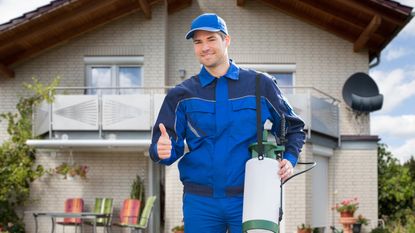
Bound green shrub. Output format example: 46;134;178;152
0;78;60;233
370;227;390;233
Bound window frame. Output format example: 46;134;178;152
84;56;144;95
238;64;296;91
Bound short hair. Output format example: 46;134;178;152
191;31;228;41
217;31;227;40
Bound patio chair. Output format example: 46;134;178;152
119;199;141;224
56;198;84;233
84;197;114;233
113;196;157;233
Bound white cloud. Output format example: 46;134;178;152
0;0;52;24
370;69;415;113
397;0;415;6
390;138;415;163
384;47;411;61
371;115;415;139
372;114;415;163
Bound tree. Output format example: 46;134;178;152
403;156;415;211
378;143;415;222
403;156;415;183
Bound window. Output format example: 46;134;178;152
84;56;143;94
238;64;295;94
269;73;294;94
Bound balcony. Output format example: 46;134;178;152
27;86;339;150
280;87;340;139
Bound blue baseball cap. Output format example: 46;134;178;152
185;13;228;39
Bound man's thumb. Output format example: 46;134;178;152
159;123;169;137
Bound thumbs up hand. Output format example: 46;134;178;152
157;123;172;159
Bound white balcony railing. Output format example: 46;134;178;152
32;86;339;141
33;87;166;139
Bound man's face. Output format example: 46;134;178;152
192;30;230;69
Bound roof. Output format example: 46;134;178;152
0;0;413;78
248;0;413;58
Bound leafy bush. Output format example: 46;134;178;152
356;214;369;226
370;227;390;233
377;143;415;233
378;144;415;221
0;78;60;233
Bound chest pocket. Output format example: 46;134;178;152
231;97;258;136
185;102;215;138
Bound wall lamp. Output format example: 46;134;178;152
179;69;186;79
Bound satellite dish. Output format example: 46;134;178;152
342;72;383;112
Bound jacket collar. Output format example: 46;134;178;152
198;60;240;87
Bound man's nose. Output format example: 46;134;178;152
202;43;210;52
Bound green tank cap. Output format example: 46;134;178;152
248;130;285;159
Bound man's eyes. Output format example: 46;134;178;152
193;38;216;44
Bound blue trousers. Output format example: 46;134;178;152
183;193;243;233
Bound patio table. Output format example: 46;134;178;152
30;211;110;233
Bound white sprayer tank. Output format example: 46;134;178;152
242;157;281;233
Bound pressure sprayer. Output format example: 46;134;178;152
242;74;316;233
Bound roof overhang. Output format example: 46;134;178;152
0;0;191;78
244;0;413;62
0;0;413;79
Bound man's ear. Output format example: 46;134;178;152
225;35;231;47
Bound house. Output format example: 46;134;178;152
0;0;412;232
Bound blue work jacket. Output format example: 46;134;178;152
149;61;305;198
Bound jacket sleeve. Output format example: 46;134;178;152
263;74;306;167
149;87;186;166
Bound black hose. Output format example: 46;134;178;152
282;161;317;185
278;160;317;226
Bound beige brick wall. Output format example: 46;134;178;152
283;144;312;233
331;148;378;232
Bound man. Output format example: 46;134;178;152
149;13;305;233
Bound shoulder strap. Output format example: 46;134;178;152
255;73;264;160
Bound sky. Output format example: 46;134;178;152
0;0;414;163
369;0;415;163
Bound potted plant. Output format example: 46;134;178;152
297;224;312;233
129;175;145;221
353;214;368;233
171;224;184;233
54;163;88;180
333;197;359;217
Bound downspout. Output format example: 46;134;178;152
332;152;337;230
